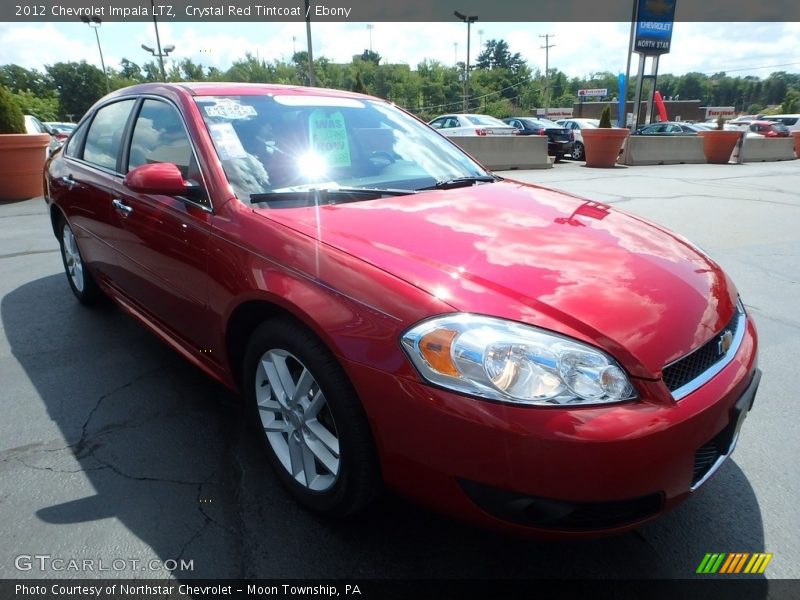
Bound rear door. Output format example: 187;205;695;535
49;99;137;282
108;97;215;352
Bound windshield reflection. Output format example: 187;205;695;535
195;94;489;204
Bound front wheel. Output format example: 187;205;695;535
243;318;381;516
58;218;104;305
571;142;585;161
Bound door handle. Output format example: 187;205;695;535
112;198;133;217
61;175;77;189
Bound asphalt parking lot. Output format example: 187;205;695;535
1;159;798;581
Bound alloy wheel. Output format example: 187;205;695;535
255;349;340;491
62;223;84;292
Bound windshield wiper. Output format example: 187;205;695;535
417;175;500;191
250;186;417;204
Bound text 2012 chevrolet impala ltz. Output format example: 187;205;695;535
44;83;760;535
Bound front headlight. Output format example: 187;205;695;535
401;314;637;407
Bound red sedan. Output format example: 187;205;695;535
44;83;759;535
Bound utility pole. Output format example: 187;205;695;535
540;33;555;112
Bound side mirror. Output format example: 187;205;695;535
123;162;191;196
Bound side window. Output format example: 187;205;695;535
83;100;136;170
430;118;444;129
128;99;207;203
64;120;89;158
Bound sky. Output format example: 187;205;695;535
1;21;799;81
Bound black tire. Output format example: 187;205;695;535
572;141;585;161
555;154;564;163
243;318;381;516
58;217;105;305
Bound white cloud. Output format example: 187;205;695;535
1;21;797;81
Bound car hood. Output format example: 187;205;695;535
256;181;738;378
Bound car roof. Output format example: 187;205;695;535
109;81;376;101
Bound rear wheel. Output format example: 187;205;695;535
572;142;585;161
58;218;104;305
243;318;381;516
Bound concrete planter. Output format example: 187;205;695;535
739;137;796;162
621;136;706;166
698;130;742;164
0;133;51;200
581;128;629;168
450;136;552;170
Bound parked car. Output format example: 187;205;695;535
45;121;77;144
502;117;574;162
555;118;600;160
428;113;518;136
24;114;59;156
759;114;800;133
633;122;705;135
45;83;760;535
747;120;790;138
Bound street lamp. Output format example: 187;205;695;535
80;16;109;93
454;11;478;113
366;24;374;53
141;43;175;82
144;0;172;81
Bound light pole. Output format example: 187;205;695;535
141;43;175;82
454;11;478;113
366;24;374;53
304;0;316;86
81;16;109;93
146;0;171;81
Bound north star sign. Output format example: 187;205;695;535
634;0;676;55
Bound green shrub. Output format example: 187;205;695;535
598;106;612;128
0;85;25;134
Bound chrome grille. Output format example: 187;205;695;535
663;306;744;399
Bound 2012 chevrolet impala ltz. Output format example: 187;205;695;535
44;83;760;535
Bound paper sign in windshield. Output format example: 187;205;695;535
204;99;258;119
208;122;248;160
309;109;351;168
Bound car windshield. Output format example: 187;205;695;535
196;95;492;205
465;115;507;126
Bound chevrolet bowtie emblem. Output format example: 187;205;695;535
718;330;734;356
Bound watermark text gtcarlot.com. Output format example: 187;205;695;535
14;554;194;573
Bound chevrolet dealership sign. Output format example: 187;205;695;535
634;0;676;55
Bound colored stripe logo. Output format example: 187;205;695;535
696;553;773;574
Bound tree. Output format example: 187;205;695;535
781;90;799;114
119;59;144;81
179;59;207;81
226;53;272;82
10;89;59;121
0;64;51;96
476;39;524;73
359;50;381;65
46;61;107;120
675;72;708;101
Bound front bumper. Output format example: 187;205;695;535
344;315;759;535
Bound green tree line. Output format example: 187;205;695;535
2;39;798;123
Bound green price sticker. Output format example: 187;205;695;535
309;109;351;168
